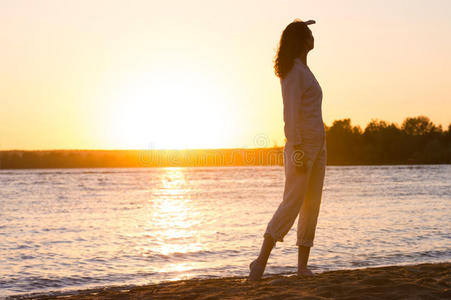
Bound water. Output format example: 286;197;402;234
1;165;450;297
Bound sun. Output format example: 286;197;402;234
104;69;235;149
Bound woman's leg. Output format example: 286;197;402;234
263;144;314;244
296;145;326;274
249;144;315;281
298;245;312;273
248;235;275;281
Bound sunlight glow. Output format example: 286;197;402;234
104;70;234;149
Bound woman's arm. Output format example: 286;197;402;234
282;69;305;146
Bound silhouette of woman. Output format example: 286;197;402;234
248;19;327;281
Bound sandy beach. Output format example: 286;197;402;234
12;262;449;299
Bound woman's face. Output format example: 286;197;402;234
304;29;314;51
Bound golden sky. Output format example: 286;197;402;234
1;0;450;150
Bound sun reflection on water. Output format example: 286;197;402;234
147;167;202;273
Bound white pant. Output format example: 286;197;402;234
264;135;327;247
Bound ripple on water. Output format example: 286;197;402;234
1;165;450;297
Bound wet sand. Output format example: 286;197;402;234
14;262;450;299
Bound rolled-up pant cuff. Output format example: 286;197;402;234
263;232;283;246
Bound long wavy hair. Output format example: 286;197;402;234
274;20;311;79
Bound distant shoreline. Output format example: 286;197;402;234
0;148;450;169
9;262;450;299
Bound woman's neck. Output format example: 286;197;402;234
298;52;308;67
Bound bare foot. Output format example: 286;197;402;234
297;267;314;277
248;259;265;281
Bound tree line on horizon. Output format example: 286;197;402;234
0;115;450;169
323;115;450;165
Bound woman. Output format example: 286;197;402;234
248;19;327;281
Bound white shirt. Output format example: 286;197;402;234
280;58;325;146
